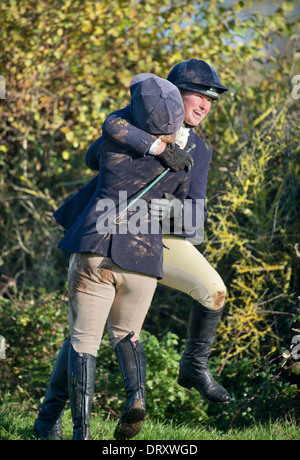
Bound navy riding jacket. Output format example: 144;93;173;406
54;138;189;279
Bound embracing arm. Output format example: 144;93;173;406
86;105;168;171
88;105;193;172
102;105;159;156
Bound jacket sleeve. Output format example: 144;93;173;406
102;105;157;156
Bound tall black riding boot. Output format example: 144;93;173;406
114;332;146;440
68;343;96;440
34;335;70;440
178;301;231;404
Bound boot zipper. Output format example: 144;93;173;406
130;339;141;398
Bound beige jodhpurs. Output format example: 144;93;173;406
160;235;226;310
68;253;157;356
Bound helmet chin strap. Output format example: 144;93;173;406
184;121;198;129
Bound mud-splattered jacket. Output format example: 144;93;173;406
54;137;189;279
100;105;212;238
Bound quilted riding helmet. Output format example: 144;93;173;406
130;73;185;135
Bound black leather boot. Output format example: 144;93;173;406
178;302;231;404
34;336;70;439
68;344;96;440
114;332;146;440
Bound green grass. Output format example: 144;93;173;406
1;408;299;441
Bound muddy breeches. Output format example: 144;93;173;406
160;236;226;310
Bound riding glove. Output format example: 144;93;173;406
149;193;183;221
159;143;194;172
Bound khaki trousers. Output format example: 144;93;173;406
68;253;157;356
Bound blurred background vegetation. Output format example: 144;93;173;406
0;0;299;430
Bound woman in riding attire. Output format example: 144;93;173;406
34;74;192;441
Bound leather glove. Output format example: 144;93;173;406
158;143;194;172
149;193;183;221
